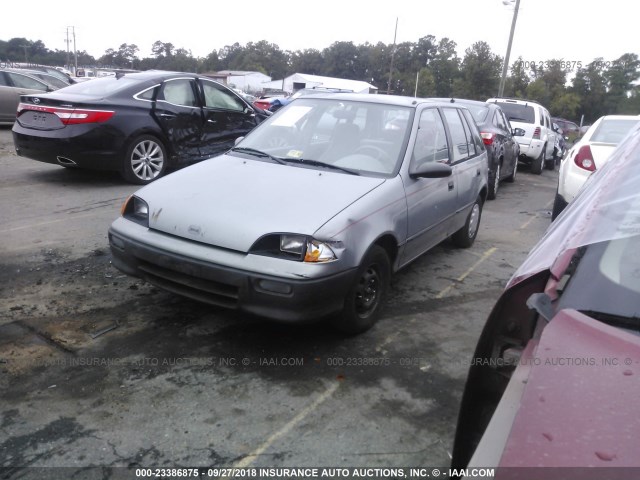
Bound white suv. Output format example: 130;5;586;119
487;98;556;174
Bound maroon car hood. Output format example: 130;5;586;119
499;309;640;468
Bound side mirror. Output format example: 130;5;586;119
409;161;452;179
234;136;244;146
513;128;526;137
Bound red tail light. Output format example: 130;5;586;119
480;132;495;146
533;127;541;139
17;103;114;125
573;145;596;171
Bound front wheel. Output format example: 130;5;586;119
451;195;483;248
121;135;167;184
551;190;568;221
333;245;390;334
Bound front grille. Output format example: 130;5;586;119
137;259;240;309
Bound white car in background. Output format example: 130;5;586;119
487;98;556;174
552;114;640;219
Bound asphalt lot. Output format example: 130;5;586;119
0;124;559;476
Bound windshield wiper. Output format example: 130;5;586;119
580;310;640;332
282;158;360;176
230;147;286;165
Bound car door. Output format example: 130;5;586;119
401;107;457;265
0;72;49;123
442;107;486;231
198;79;259;158
153;78;204;163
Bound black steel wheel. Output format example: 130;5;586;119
334;245;390;334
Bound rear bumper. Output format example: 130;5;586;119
517;140;544;162
12;123;125;171
108;226;357;323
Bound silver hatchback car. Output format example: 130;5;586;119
109;94;488;333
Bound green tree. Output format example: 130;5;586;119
455;41;501;100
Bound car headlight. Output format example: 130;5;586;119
252;234;338;262
121;195;149;227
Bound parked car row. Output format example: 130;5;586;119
0;69;60;124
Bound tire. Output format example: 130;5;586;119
451;195;483;248
333;245;390;335
505;159;517;183
487;162;501;200
551;190;568;221
545;150;556;170
531;148;544;175
121;135;167;184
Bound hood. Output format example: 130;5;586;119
498;309;640;468
137;154;385;252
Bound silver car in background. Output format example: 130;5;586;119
109;94;488;333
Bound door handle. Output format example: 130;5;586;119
157;113;176;119
448;181;454;191
476;169;481;176
207;119;217;124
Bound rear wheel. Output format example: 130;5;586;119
121;135;167;184
551;190;568;221
487;162;501;200
333;245;390;335
545;149;556;170
531;148;544;174
505;158;517;183
451;195;483;248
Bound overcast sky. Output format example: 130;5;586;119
3;0;637;69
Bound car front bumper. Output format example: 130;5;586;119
108;221;357;323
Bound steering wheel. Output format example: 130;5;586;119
354;145;392;163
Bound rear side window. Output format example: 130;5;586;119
462;109;485;153
590;119;640;144
443;108;480;162
496;102;535;124
159;79;197;107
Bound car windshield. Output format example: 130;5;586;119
557;234;640;330
234;97;413;177
497;103;535;124
590;118;640;144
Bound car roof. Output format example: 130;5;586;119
427;97;490;107
307;93;471;109
487;97;545;107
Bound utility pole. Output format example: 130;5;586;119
65;27;70;69
498;0;521;98
386;17;398;95
72;26;78;72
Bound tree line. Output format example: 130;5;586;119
2;36;638;124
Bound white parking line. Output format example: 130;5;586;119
225;381;340;472
2;212;97;233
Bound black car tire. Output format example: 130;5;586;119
551;190;568;221
334;245;390;335
487;162;501;200
531;148;544;174
545;149;556;170
121;135;167;185
505;159;517;183
451;195;483;248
